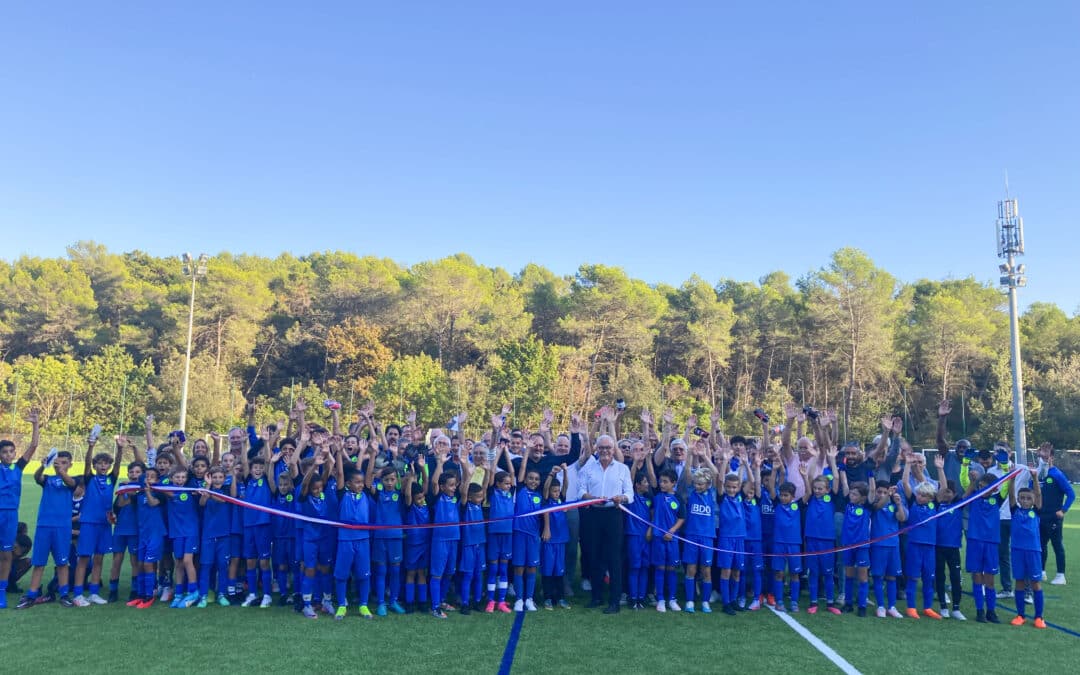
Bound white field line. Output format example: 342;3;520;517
768;606;863;675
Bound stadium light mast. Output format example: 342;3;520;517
179;253;209;433
995;192;1027;464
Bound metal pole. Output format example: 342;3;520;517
288;377;295;413
10;376;18;437
65;378;74;451
901;385;909;438
1006;250;1027;464
179;268;197;432
960;391;967;437
119;376;128;436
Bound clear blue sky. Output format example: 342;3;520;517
2;1;1077;312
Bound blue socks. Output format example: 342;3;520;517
301;574;314;604
524;572;536;601
873;577;884;608
418;582;428;603
513;573;524;601
261;569;272;596
336;580;348;606
388;564;401;603
246;569;257;594
773;578;784;605
654;568;665;601
922;576;934;609
199;566;212;596
405;582;415;604
1015;590;1025;617
887;579;897;608
824;572;834;602
973;583;985;611
430;577;442;610
666;570;677;602
374;565;387;605
702;581;712;605
1034;589;1044;618
986;586;997;612
109;578;119;593
844;577;854;604
906;579;917;609
752;571;762;599
357;576;370;607
789;579;800;607
720;576;730;605
808;574;818;605
684;577;696;604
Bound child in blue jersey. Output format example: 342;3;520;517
240;436;278;609
271;470;297;606
717;465;748;617
198;466;234;607
461;475;489;614
934;476;965;620
541;464;569;610
151;450;176;603
741;455;765;611
1009;479;1047;628
758;460;778;606
221;452;246;603
429;447;466;618
805;448;841;616
165;466;201;608
901;458;947;620
962;466;1008;623
403;472;429;613
16;450;78;609
650;468;686;612
838;469;874;617
682;459;718;615
485;445;516;613
771;470;810;613
366;459;407;616
298;450;334;619
512;458;544;613
109;458;144;603
132;467;166;608
870;482;906;618
625;463;655;610
332;447;374;620
0;409;40;608
73;434;121;606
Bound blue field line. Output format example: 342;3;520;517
497;610;527;675
996;604;1080;638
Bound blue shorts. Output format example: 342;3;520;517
805;537;834;575
650;538;680;567
771;542;802;574
870;547;901;577
31;525;71;566
372;538;403;565
302;538;334;568
200;536;230;567
171;536;199;556
965;540;999;575
715;536;744;571
626;535;649;569
682;535;715;567
842;544;870;568
405;543;429;571
461;543;487;576
229;533;244;559
486;533;512;562
745;539;764;571
272;537;295;568
112;532;138;555
541;542;565;577
513;532;541;568
1012;549;1042;582
1;510;18;551
77;522;113;556
244;524;272;559
137;535;164;564
333;539;371;580
430;539;458;577
904;541;936;580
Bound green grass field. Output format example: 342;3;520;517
4;475;1079;674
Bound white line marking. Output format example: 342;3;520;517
769;607;863;675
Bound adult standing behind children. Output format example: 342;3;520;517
1035;442;1074;585
578;434;633;614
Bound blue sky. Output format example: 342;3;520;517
1;2;1077;311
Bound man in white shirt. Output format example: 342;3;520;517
578;434;633;614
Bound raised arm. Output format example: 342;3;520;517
936;400;951;454
19;409;41;463
781;402;796;465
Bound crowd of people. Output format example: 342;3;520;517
0;398;1073;629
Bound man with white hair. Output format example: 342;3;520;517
578;433;633;614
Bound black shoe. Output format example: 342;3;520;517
735;601;749;612
37;593;56;604
986;611;1001;624
107;590;118;603
460;605;471;616
15;595;35;609
857;606;867;617
59;595;74;608
976;610;986;623
602;604;620;614
841;604;854;613
723;602;737;616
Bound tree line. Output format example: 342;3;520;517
1;241;1077;449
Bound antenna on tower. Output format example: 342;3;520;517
1005;170;1010;199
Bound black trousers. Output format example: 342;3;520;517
586;506;623;606
1041;518;1066;574
935;546;962;609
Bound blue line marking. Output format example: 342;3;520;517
498;610;527;675
997;604;1080;638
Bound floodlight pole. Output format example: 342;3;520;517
996;197;1027;464
179;253;209;433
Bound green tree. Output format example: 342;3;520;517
371;354;452;427
325;316;393;398
488;336;560;426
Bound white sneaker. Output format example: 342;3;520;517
668;599;681;612
837;592;845;605
656;601;666;613
709;590;721;603
684;601;695;612
748;599;761;611
737;596;746;609
941;608;951;618
1042;570;1048;580
260;594;272;608
619;593;628;606
887;607;903;618
944;592;951;604
1025;592;1034;604
951;610;967;621
876;606;886;618
524;599;537;612
73;595;90;607
513;599;524;612
241;593;258;607
88;593;108;605
996;589;1014;599
1051;573;1066;585
701;602;712;613
321;598;335;614
271;580;280;594
581;579;592;592
159;587;173;602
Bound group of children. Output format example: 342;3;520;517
0;404;1055;630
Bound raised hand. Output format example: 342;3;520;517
933;454;945;471
26;408;41;426
796;411;806;424
783;402;798;421
662;409;674;424
891;417;902;434
641;409;653;425
492;413;505;429
145;413;154;426
881;415;893;431
294;398;307;413
407;410;417;425
938;400;951;417
798;464;809;477
569;414;582;434
710;407;721;425
631;446;646;463
687;414;698;429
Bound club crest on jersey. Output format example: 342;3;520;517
1047;477;1054;484
533;495;541;505
823;495;831;503
855;507;864;516
669;500;678;510
257;479;264;487
791;504;799;511
989;498;997;506
286;494;294;502
645;499;652;507
391;493;399;502
180;493;189;501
